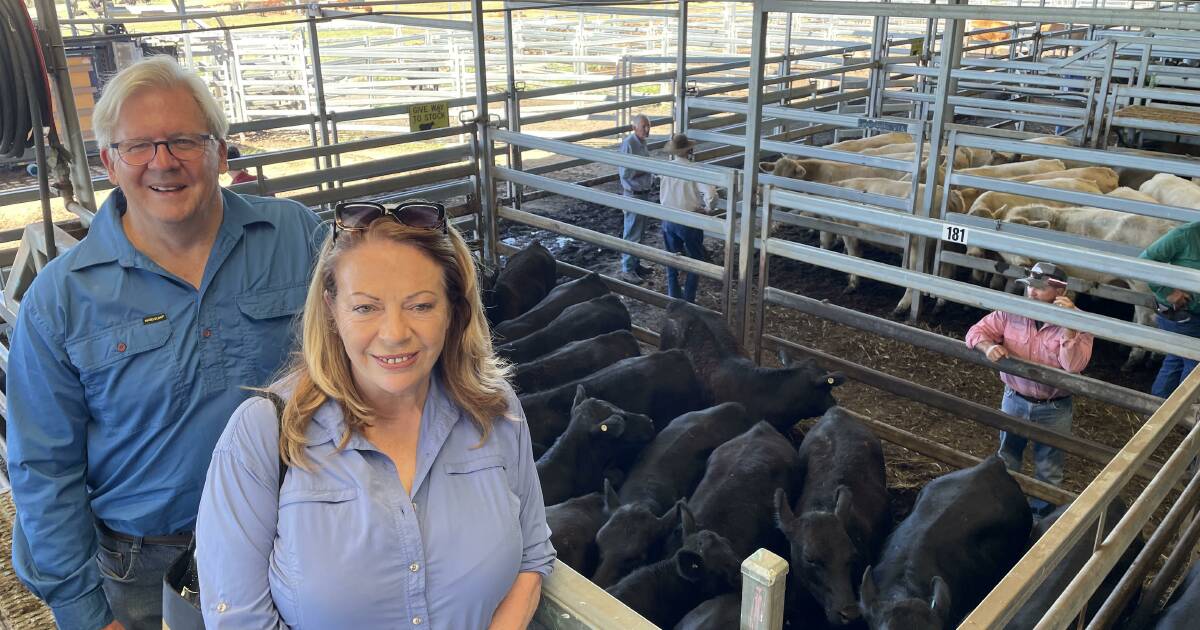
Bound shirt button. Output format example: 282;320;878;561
409;562;419;572
412;617;422;625
202;328;213;338
216;602;227;613
116;342;127;352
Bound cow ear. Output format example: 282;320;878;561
820;372;845;388
777;348;793;366
659;501;682;533
572;385;588;409
773;488;795;530
860;566;878;609
834;486;854;527
759;161;775;173
930;576;952;623
592;414;625;438
678;500;697;537
1030;220;1052;229
603;478;620;512
675;549;705;582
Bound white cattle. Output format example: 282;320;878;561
967;202;1179;370
759;157;907;183
1140;173;1200;209
825;132;913;152
951;159;1069;209
967;178;1103;218
1010;167;1119;193
1106;187;1158;203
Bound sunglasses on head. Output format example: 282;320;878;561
333;200;447;241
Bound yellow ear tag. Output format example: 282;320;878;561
600;425;608;432
827;377;836;385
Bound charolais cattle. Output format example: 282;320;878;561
544;480;619;576
495;293;631;365
776;407;891;627
1005;499;1142;630
690;421;799;559
519;350;706;451
1152;559;1200;630
492;272;610;343
659;300;843;432
606;503;742;629
860;455;1032;630
485;242;556;324
536;386;656;506
593;403;754;586
511;330;641;395
675;593;741;630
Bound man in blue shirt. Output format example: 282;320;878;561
6;56;320;630
616;114;655;285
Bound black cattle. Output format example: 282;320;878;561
691;421;799;559
659;300;843;432
495;294;631;365
860;455;1032;630
1154;559;1200;630
519;350;706;451
606;504;741;629
544;480;619;576
1005;500;1141;630
486;243;556;325
536;386;656;506
675;593;741;630
593;403;754;587
493;272;609;343
776;407;892;626
511;330;641;395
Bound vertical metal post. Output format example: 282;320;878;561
675;0;689;134
1089;40;1116;148
504;2;523;209
910;9;963;321
739;549;790;630
737;0;770;347
867;14;889;119
471;0;498;267
305;10;333;180
63;0;77;37
754;186;773;366
33;0;96;216
179;0;194;69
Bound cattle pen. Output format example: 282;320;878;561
8;0;1200;627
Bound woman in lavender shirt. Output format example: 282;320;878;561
196;202;555;629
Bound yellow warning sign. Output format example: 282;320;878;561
910;40;924;56
409;102;450;131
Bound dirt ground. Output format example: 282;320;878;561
500;161;1176;522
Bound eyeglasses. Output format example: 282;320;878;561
109;134;214;166
333;200;447;241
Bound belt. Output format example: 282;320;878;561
1014;390;1071;405
97;521;192;546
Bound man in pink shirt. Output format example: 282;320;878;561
965;262;1093;513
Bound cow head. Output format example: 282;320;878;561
860;569;952;630
776;350;845;421
760;158;806;180
674;502;742;592
570;385;656;452
776;487;863;626
593;501;681;587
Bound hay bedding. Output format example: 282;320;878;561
1115;104;1200;127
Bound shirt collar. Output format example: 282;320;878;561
69;188;278;272
306;371;463;452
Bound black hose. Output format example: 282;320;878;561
0;0;58;257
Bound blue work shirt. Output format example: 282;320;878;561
7;188;321;630
619;132;654;193
196;375;555;629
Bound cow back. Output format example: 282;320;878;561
486;242;557;324
496;293;631;364
511;330;641;394
493;272;610;343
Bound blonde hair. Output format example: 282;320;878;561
93;55;230;150
277;219;511;468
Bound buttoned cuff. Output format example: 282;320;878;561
51;586;114;630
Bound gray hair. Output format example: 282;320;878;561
93;55;229;149
631;113;650;127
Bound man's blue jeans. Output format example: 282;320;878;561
662;221;705;303
620;189;653;272
999;388;1072;513
1152;314;1200;398
96;527;191;630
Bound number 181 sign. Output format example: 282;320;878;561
942;223;970;245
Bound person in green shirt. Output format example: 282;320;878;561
1141;222;1200;397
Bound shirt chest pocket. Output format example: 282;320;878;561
66;322;174;430
233;283;307;383
444;455;520;528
